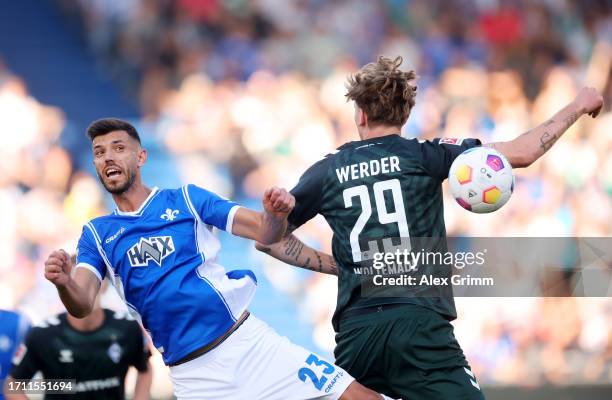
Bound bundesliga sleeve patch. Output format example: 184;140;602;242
12;343;27;365
439;138;464;145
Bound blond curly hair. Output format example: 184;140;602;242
346;56;417;127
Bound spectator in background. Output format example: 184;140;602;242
4;275;152;400
0;310;29;400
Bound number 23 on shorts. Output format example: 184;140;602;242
298;354;336;390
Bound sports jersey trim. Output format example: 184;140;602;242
181;185;237;322
85;222;140;318
226;205;240;234
338;133;399;150
114;187;160;216
85;223;113;274
85;222;114;277
181;185;198;218
75;262;103;281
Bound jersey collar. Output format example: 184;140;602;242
114;187;159;216
338;133;400;150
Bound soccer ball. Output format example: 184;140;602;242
448;147;514;213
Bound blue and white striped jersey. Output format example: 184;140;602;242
75;185;257;365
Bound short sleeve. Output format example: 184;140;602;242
288;158;329;230
75;225;106;281
127;323;151;372
420;138;481;180
9;330;40;380
186;184;240;232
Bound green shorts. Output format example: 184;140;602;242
334;304;485;400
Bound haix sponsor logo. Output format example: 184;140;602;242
127;236;175;267
106;227;125;244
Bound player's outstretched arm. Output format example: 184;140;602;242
486;86;603;168
44;250;100;318
255;234;339;275
232;187;295;245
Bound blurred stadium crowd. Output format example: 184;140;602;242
1;0;611;393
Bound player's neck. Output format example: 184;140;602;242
67;307;105;332
113;182;152;213
359;125;401;140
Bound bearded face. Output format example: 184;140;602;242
92;130;145;195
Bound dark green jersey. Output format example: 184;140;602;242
288;134;481;330
10;309;150;400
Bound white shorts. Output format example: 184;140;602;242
169;314;355;400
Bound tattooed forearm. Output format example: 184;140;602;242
562;112;580;130
301;257;318;272
539;131;558;152
538;112;579;152
315;252;323;273
283;236;304;261
538;112;580;152
303;252;338;275
256;235;338;275
486;96;593;169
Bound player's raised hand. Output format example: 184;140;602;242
263;187;295;218
574;87;604;117
44;249;73;287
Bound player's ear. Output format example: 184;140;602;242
358;107;368;127
353;102;367;128
137;147;147;167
